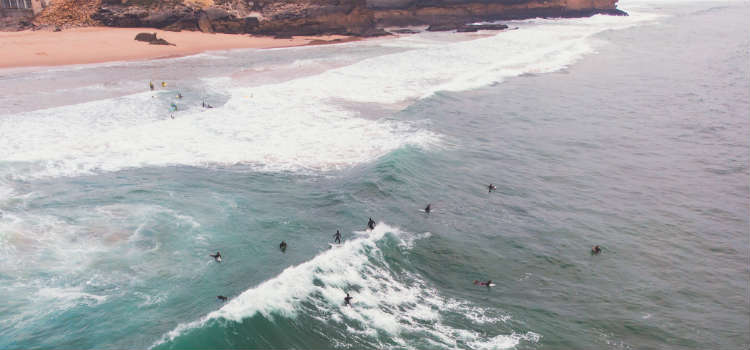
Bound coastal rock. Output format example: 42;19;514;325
34;0;626;37
134;32;175;45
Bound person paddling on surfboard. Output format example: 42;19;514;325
209;251;222;262
473;280;493;287
424;203;431;214
591;245;602;255
217;295;228;301
488;184;497;193
344;292;353;307
333;230;342;244
280;241;287;251
367;217;376;230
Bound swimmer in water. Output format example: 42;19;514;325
209;251;222;262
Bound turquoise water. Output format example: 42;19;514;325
1;1;748;349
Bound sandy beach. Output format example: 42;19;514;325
0;27;356;69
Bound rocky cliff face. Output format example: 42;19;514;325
27;0;624;35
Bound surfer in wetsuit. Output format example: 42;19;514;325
367;217;376;230
488;184;497;193
344;293;353;306
333;230;342;244
591;245;602;255
217;295;228;301
424;203;431;214
210;251;222;262
280;241;288;251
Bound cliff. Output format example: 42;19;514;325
22;0;625;35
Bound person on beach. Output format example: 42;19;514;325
149;81;154;91
177;92;183;99
344;293;353;306
161;81;167;88
333;230;342;244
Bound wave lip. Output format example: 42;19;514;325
154;223;536;349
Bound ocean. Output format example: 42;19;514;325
0;0;748;348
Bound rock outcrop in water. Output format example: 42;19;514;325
23;0;625;35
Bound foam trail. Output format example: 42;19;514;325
153;223;536;349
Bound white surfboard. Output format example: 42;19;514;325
329;243;342;248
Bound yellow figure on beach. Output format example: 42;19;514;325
161;81;167;87
149;81;154;91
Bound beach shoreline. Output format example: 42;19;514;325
0;27;360;69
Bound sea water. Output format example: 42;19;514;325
0;0;748;348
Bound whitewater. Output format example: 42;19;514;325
1;1;748;349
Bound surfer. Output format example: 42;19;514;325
202;99;214;108
473;280;492;287
217;295;228;301
424;203;431;214
209;251;222;262
280;241;287;251
149;81;154;91
177;92;183;99
344;293;353;307
591;245;602;255
333;230;342;244
367;217;376;230
488;184;497;193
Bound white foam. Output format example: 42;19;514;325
153;223;531;349
1;10;662;180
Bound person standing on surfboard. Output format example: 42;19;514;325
333;230;342;244
424;203;431;214
367;218;376;230
344;293;353;306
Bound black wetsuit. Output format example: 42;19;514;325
368;218;376;230
425;204;431;213
334;230;341;244
344;294;353;306
210;252;221;261
280;241;287;250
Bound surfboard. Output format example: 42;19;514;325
216;257;222;262
329;243;342;248
488;283;496;287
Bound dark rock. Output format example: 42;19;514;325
426;23;458;31
389;28;420;34
134;32;157;42
134;32;174;46
456;23;508;32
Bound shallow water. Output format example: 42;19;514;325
0;1;748;349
